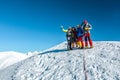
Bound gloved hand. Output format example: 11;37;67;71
60;25;64;29
85;27;91;30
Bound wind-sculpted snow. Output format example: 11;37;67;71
0;50;84;80
0;41;120;80
85;42;120;80
0;51;27;70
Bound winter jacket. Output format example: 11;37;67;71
76;27;84;37
62;28;74;41
72;29;77;39
82;23;92;34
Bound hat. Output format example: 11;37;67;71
77;24;81;28
84;20;88;24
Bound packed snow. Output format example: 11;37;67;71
0;41;120;80
0;51;27;70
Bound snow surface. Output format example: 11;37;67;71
0;51;27;70
27;51;40;57
0;41;120;80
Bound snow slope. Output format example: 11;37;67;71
0;41;120;80
0;51;27;70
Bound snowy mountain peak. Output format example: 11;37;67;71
0;41;120;80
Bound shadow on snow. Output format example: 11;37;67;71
39;47;92;55
40;49;68;54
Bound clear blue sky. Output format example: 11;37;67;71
0;0;120;53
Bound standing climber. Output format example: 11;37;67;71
76;24;84;49
71;27;77;48
81;20;93;48
61;26;73;50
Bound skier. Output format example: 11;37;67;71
76;24;84;49
61;26;73;50
71;27;77;48
81;20;93;48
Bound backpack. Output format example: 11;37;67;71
77;27;84;37
66;29;74;41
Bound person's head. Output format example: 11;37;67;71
72;27;76;31
84;20;88;24
77;24;81;28
68;26;72;30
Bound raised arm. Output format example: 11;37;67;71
61;25;68;32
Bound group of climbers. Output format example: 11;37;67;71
61;20;93;50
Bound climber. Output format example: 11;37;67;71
81;20;93;48
61;26;74;50
76;24;84;49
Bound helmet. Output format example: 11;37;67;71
68;26;72;29
72;27;76;31
84;20;88;24
68;27;71;31
77;24;81;28
72;27;75;29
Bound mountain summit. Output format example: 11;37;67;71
0;41;120;80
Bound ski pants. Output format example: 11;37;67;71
77;36;84;47
67;41;72;50
66;36;72;50
84;32;93;47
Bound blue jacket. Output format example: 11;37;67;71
76;27;84;37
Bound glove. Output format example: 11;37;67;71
85;28;88;30
85;27;90;30
60;26;64;30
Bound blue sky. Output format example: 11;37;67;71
0;0;120;53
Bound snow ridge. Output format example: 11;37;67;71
0;41;120;80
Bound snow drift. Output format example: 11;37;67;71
0;41;120;80
0;51;27;70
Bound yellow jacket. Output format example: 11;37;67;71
62;28;68;33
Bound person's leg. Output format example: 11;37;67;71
67;41;69;50
77;37;82;48
76;37;79;48
79;36;84;48
84;34;88;48
88;33;93;48
71;38;75;48
67;41;72;50
71;42;74;48
75;37;78;47
74;38;77;48
70;40;72;50
75;39;78;48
